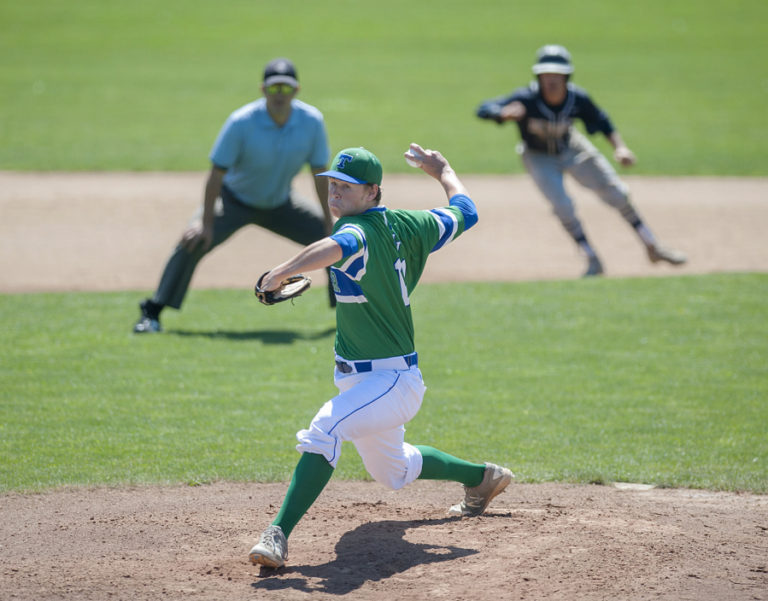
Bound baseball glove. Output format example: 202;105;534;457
254;273;312;306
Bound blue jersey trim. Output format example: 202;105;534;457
330;232;359;258
331;267;367;303
429;208;460;252
449;194;478;230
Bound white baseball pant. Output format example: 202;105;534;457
295;356;426;490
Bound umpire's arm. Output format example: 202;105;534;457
312;166;332;234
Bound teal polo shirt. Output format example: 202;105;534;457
209;98;330;208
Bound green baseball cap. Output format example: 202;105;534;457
317;147;382;185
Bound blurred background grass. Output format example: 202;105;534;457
1;0;766;174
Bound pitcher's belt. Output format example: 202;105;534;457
335;352;418;374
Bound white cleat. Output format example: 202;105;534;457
449;463;514;517
249;525;287;568
647;245;687;266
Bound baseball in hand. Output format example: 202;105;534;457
404;148;423;168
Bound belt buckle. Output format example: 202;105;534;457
335;360;353;374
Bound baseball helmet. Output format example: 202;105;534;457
532;44;574;75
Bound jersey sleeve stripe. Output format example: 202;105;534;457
429;208;460;252
334;224;368;279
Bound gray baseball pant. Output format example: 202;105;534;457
152;186;330;309
519;129;642;242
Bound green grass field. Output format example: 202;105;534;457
1;1;765;496
1;0;767;174
2;274;766;493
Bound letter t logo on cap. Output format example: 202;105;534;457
336;154;353;169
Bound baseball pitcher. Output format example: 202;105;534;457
248;145;513;569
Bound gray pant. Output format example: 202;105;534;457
520;129;641;242
153;186;329;309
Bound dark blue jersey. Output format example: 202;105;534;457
476;81;615;155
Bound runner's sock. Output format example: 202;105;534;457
577;239;599;259
632;221;658;247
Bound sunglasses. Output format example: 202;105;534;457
265;83;296;95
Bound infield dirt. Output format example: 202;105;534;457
1;172;767;601
1;172;766;292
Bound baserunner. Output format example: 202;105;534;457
476;44;687;276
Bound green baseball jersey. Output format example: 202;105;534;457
329;198;471;360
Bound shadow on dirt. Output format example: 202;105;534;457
251;517;477;595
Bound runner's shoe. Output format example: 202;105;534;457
583;256;604;277
647;245;687;265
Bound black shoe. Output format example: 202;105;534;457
133;300;162;333
582;256;604;277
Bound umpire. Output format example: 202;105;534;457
134;57;334;333
476;45;686;277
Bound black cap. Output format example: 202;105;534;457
263;58;299;87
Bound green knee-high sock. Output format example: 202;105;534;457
415;445;485;487
272;452;334;538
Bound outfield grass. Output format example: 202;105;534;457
1;274;766;493
1;0;767;174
